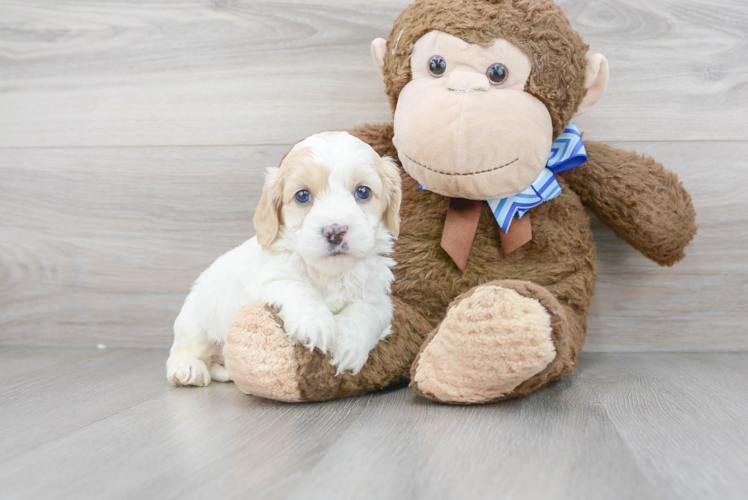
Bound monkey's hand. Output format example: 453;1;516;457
559;140;696;266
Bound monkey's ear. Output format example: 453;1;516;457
254;167;283;249
371;38;387;78
575;54;609;116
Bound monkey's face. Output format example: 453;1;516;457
392;30;554;200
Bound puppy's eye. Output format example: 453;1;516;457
428;56;447;77
295;190;312;204
355;186;371;201
487;63;508;85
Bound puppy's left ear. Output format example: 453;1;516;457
377;156;402;239
254;167;283;249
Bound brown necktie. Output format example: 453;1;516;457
440;198;532;272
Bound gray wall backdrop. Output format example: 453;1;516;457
0;0;745;350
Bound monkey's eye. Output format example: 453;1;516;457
355;186;372;201
428;56;447;77
295;190;312;204
487;63;508;85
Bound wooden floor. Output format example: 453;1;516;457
2;347;747;500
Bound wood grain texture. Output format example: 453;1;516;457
579;353;748;500
1;141;745;349
0;0;746;147
0;0;745;349
1;348;747;499
0;146;273;346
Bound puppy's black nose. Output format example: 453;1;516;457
322;224;348;245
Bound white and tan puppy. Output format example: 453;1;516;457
167;131;402;387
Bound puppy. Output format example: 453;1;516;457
167;131;402;386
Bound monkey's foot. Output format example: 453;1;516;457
225;298;428;403
410;280;567;404
224;303;304;402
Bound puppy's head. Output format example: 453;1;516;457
253;131;401;273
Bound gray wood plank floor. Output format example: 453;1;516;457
1;347;746;500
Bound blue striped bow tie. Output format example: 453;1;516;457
421;124;588;232
487;123;587;233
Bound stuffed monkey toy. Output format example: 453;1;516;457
223;0;697;404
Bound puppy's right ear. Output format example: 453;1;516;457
254;167;283;249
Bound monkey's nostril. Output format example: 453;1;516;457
322;224;348;245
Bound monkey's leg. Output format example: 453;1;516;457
224;298;431;402
410;278;588;404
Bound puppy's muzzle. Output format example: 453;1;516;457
322;224;348;246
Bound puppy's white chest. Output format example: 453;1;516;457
320;279;367;314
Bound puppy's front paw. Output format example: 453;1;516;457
330;316;375;376
167;354;211;387
209;363;232;383
279;302;336;354
330;340;371;376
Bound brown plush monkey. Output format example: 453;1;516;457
224;0;697;404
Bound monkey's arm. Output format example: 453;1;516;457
558;140;697;266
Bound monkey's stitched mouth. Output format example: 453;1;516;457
403;153;519;176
